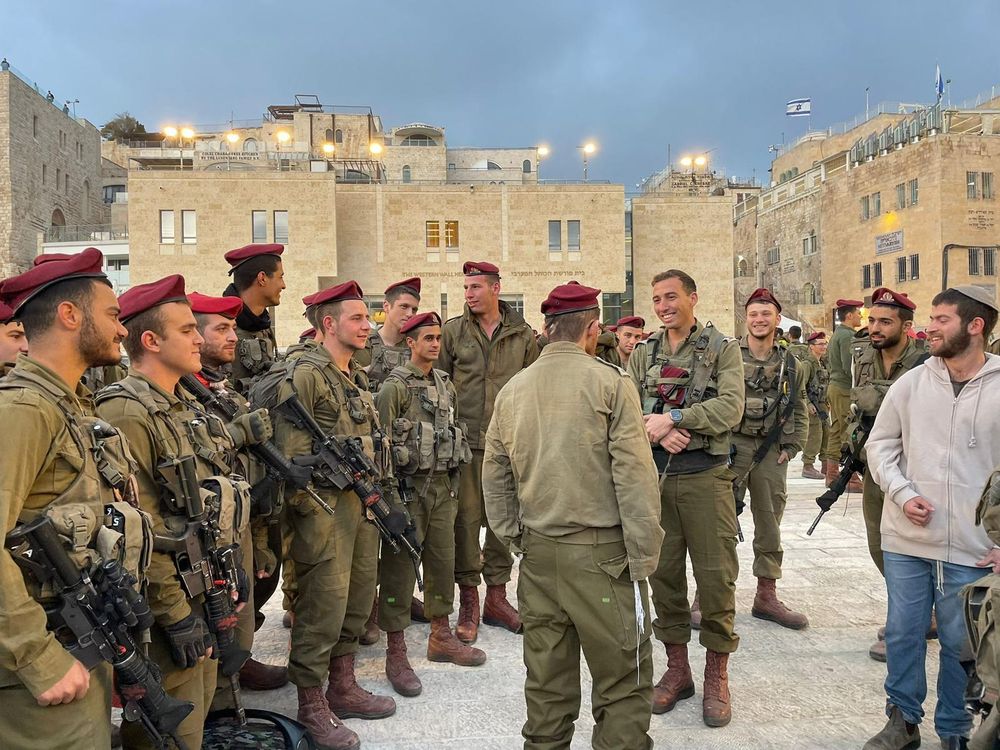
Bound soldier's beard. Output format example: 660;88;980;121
199;341;232;369
871;332;901;350
932;327;972;359
79;315;121;367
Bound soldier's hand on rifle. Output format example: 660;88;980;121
234;565;250;609
164;614;215;668
777;450;790;465
808;403;817;416
902;497;935;527
660;428;691;454
288;455;320;491
36;659;90;706
226;409;273;449
643;413;675;443
976;547;1000;574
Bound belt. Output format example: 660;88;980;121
525;526;624;545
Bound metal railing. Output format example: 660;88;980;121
45;224;128;243
1;60;83;122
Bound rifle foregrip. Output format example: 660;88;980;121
17;516;81;586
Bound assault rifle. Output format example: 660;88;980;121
154;456;250;725
807;416;871;535
180;374;333;517
6;516;193;750
275;393;424;589
806;383;829;423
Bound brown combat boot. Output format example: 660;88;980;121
690;591;702;630
297;686;360;750
824;460;838;488
869;638;887;662
411;596;429;624
651;643;695;714
751;577;809;630
455;585;480;644
483;584;523;633
802;462;825;480
325;653;396;720
427;616;487;666
239;657;289;690
360;598;379;646
703;651;731;727
384;631;422;697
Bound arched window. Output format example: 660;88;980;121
335;129;343;144
522;159;531;174
737;258;749;277
325;128;334;143
402;165;411;183
802;282;817;305
51;207;66;227
242;138;258;152
400;134;436;146
218;140;229;152
486;161;502;170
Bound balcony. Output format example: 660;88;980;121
45;223;128;243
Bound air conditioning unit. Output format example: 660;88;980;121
893;124;905;149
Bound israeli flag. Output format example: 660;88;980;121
935;65;944;100
786;98;812;117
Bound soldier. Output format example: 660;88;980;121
785;328;817;480
731;288;809;630
0;299;29;371
827;298;863;485
626;269;745;726
375;311;486;697
800;332;831;480
353;277;420;389
437;261;539;642
614;315;645;369
484;281;663;750
272;280;396;750
186;292;289;693
0;250;135;749
96;275;251;750
595;323;622;366
848;288;927;663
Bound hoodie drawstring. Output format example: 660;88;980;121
968;377;984;448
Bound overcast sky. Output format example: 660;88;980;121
4;1;997;189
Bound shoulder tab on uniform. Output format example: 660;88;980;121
595;357;628;376
444;314;463;325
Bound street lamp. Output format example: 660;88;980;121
580;142;597;181
226;131;239;145
322;142;335;156
369;142;383;156
275;130;290;171
537;145;550;158
694;155;707;167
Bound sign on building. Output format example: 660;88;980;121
875;230;904;255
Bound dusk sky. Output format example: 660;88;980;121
4;1;997;189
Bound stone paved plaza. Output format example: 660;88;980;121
245;458;946;749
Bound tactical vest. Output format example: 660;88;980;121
640;325;728;451
366;331;411;391
0;370;152;598
739;345;797;439
232;328;279;394
385;366;472;477
851;343;926;418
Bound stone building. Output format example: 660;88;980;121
0;62;105;277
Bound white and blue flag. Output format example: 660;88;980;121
786;98;811;117
935;65;944;100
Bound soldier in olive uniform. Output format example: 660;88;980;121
800;332;831;479
97;275;252;750
353;277;420;389
827;298;864;487
595;323;622;366
0;250;134;749
437;261;540;643
375;311;486;697
187;292;290;694
626;269;745;726
784;329;819;480
848;288;927;663
614;315;645;369
485;282;663;750
272;281;396;750
731;288;809;630
0;299;29;372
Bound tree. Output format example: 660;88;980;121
100;112;146;141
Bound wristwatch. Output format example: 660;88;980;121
669;409;683;426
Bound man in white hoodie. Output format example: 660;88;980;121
864;286;1000;750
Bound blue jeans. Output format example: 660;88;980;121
883;551;982;738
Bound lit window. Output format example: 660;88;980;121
426;221;440;261
445;221;459;261
160;210;175;243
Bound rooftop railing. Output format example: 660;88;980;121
45;224;128;243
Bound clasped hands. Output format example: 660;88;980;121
643;413;690;454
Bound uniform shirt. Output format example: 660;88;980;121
737;339;809;457
483;342;663;581
353;329;411;392
828;324;855;389
437;301;539;451
0;358;105;694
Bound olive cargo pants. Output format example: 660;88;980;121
651;463;740;653
803;412;830;465
455;449;513;587
731;434;790;581
828;383;852;457
519;529;653;750
862;467;885;576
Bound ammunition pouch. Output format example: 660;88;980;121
964;574;1000;714
976;471;1000;548
236;336;273;379
203;475;251;546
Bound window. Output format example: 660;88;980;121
860;195;870;221
874;261;883;286
426;221;440;261
103;184;126;204
82;179;90;220
548;220;561;260
448;163;456;170
335;129;343;144
802;282;818;305
242;138;258;152
401;134;436;146
862;264;872;289
986;248;997;276
872;192;881;217
896;183;906;210
737;258;750;277
41;163;46;185
909;178;919;206
499;294;524;316
897;256;907;283
766;245;780;265
970;247;982;276
105;258;130;293
64;173;69;194
56;168;60;188
273;211;289;244
984;172;994;199
522;159;531;174
401;165;411;183
486;161;502;171
181;210;197;244
968;171;979;199
252;210;267;242
802;232;817;255
160;210;175;243
32;115;38;138
445;220;459;261
567;220;581;260
325;129;334;143
910;254;920;280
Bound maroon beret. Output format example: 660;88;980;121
299;327;316;341
306;280;364;307
915;331;928;339
0;247;108;314
541;281;601;317
616;316;645;329
836;298;864;308
0;301;13;325
463;261;501;278
224;243;284;275
33;252;77;265
606;325;617;333
118;274;188;323
807;331;827;343
187;292;243;319
399;311;442;335
870;287;916;312
745;287;782;313
385;277;421;296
